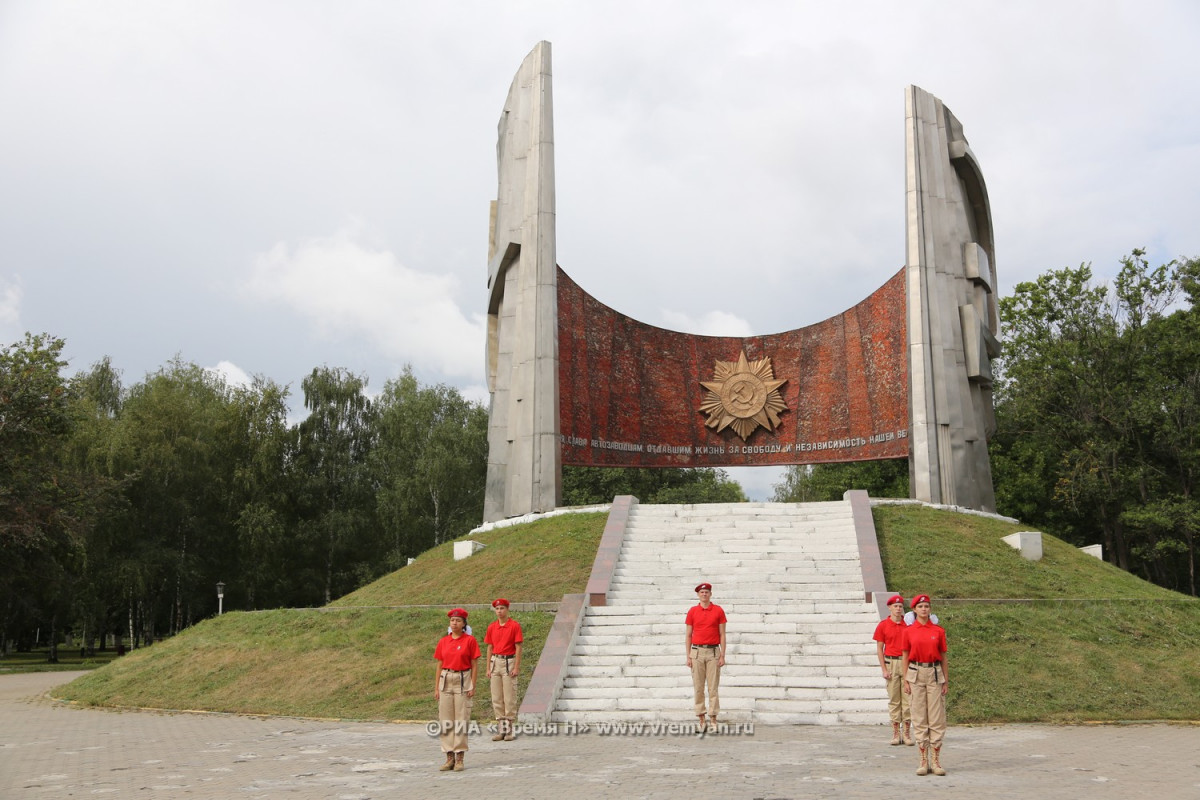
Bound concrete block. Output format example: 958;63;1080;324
1080;543;1103;560
452;540;486;560
1002;531;1043;561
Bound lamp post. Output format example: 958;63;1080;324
216;581;225;616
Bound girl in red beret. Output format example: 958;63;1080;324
901;595;949;776
433;608;481;771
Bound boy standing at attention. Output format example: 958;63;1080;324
685;582;727;732
485;597;523;742
873;594;914;745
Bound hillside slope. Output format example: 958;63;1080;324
55;505;1200;723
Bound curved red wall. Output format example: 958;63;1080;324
557;266;909;468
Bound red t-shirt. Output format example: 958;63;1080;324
686;603;727;645
873;616;907;657
902;620;947;663
434;633;481;671
485;619;524;656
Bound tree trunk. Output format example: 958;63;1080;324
128;592;135;649
1188;527;1196;597
174;529;187;634
47;614;58;663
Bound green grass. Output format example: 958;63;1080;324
47;503;1200;723
331;511;609;606
54;512;606;721
0;647;122;673
873;504;1168;599
55;607;556;721
944;601;1200;722
874;504;1200;722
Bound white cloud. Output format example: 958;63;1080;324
3;1;1198;433
0;276;23;342
242;226;486;381
206;360;252;390
659;309;754;337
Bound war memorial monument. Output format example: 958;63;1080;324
482;42;1000;522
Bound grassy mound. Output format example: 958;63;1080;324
874;504;1200;722
55;512;606;721
53;505;1200;723
330;511;608;607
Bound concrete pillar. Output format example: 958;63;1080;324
904;85;999;513
483;41;562;521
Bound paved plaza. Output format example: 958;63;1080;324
2;672;1198;799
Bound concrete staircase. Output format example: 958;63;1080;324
551;501;888;725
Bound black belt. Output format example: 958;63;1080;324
442;668;470;673
884;656;900;661
693;644;719;649
911;661;940;667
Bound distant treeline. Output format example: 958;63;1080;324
0;343;743;657
0;349;496;655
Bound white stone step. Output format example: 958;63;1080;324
550;500;887;726
603;590;867;602
580;617;876;629
585;604;872;616
611;566;862;577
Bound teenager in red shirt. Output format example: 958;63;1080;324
484;598;523;742
901;594;949;776
873;594;913;745
684;582;727;732
433;608;480;771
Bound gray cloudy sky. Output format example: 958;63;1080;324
2;1;1197;499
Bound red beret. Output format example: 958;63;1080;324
491;598;510;608
887;594;904;606
447;608;468;620
911;594;931;606
695;582;713;593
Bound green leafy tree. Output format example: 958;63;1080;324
771;459;908;503
562;466;747;505
63;357;126;654
292;367;378;605
114;358;242;634
0;334;102;660
993;251;1200;592
1;334;76;546
372;368;488;561
228;378;292;609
